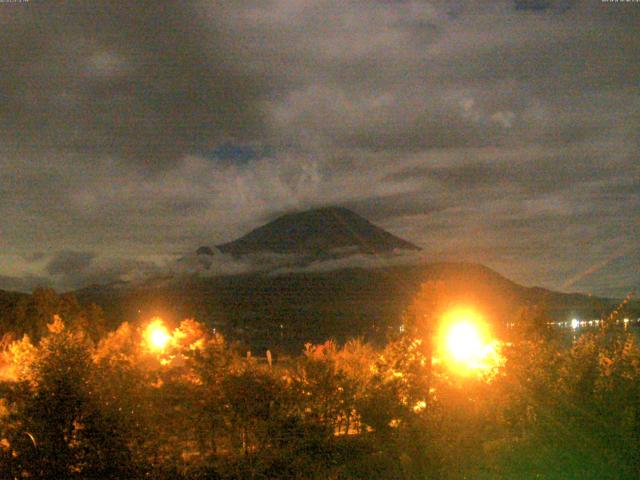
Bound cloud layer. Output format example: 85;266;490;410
0;0;638;297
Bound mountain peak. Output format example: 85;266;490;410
214;206;420;256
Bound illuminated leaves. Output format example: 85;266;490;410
46;314;65;335
0;335;37;383
0;298;638;478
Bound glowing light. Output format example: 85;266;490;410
143;318;171;352
437;308;502;376
446;321;483;363
571;318;579;330
413;400;427;412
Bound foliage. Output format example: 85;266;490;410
4;288;106;341
0;289;639;479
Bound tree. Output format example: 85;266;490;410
1;319;135;479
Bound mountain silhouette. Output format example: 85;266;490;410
209;206;420;257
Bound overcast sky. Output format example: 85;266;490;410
0;0;638;296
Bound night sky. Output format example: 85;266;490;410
0;0;638;296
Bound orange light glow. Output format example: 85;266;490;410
143;318;171;352
437;308;502;376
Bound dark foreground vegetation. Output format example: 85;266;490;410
1;286;639;479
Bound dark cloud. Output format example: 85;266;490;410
0;1;265;166
38;251;164;291
343;193;448;223
46;250;95;276
386;150;628;196
514;0;576;12
0;274;50;293
387;163;501;188
19;252;46;263
515;0;552;10
0;0;637;297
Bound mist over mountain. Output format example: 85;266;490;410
3;207;635;354
88;207;633;352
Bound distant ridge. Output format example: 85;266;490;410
72;261;637;354
210;206;420;257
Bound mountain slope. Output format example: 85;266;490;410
65;208;639;352
74;262;632;353
214;207;420;256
